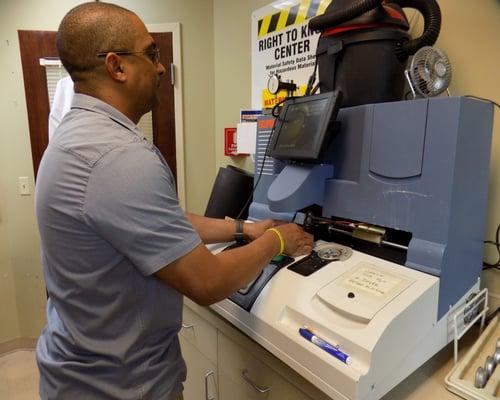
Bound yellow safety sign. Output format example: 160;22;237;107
257;0;331;38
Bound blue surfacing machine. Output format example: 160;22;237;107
212;94;495;399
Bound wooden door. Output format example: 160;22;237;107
17;30;176;179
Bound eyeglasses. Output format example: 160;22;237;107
97;47;161;65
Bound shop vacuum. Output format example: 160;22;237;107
307;0;442;107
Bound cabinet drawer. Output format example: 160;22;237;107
180;336;218;400
181;304;217;364
218;333;313;400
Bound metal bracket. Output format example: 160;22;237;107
452;288;489;364
353;223;386;245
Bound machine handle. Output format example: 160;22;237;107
204;370;216;400
241;369;272;394
181;323;194;329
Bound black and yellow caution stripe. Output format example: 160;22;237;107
258;0;332;38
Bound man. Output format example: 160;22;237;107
35;3;313;400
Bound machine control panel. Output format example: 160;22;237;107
288;242;352;276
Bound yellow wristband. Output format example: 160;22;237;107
266;228;285;256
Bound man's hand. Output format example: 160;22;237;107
243;220;314;256
243;219;274;241
272;223;314;257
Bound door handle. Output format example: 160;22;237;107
241;369;271;394
204;370;216;400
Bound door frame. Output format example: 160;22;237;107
148;23;186;208
18;23;186;209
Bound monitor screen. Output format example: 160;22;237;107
268;91;341;162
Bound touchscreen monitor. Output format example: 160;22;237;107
268;91;341;162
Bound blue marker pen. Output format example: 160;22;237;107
299;327;351;365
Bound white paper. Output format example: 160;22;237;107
236;122;257;154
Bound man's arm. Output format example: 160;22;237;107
154;223;313;306
185;212;273;244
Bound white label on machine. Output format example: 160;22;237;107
343;266;404;298
317;261;415;321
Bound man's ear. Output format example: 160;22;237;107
104;53;127;82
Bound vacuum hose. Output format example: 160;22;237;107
309;0;441;58
394;0;441;57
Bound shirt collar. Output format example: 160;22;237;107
71;93;143;137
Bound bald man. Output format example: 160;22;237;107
35;2;313;400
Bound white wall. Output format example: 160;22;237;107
0;0;216;343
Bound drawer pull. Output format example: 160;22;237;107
241;369;271;394
182;323;194;329
204;370;215;400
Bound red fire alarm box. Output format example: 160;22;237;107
224;128;237;156
224;127;241;156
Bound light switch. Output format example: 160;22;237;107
18;177;30;196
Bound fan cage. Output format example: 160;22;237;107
408;46;452;97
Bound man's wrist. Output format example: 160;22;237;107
266;228;285;256
234;219;246;243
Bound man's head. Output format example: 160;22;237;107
57;2;136;82
57;2;165;122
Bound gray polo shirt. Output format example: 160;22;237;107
35;93;201;400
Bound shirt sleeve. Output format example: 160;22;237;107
82;141;202;276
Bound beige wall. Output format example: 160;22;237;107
0;24;19;344
0;0;498;346
214;1;500;289
0;176;20;344
214;0;500;192
412;0;500;266
119;0;216;214
213;0;270;175
440;0;500;304
0;0;215;342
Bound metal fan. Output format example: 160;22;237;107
405;46;452;98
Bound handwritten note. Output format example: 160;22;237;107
343;266;403;297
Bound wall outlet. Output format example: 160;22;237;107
18;176;30;196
